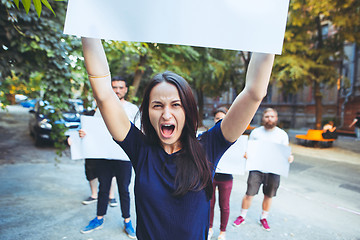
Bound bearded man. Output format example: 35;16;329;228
233;108;294;231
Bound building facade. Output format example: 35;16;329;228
257;43;359;131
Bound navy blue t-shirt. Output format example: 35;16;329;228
115;121;233;240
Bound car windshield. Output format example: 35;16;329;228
37;100;82;115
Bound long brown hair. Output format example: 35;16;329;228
139;71;213;198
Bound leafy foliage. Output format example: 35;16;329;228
0;0;83;152
5;0;358;144
272;0;360;128
12;0;58;17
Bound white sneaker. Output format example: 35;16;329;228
208;228;214;239
217;233;226;240
108;198;118;207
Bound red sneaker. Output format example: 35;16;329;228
233;216;245;227
260;218;271;231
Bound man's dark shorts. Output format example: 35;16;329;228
246;171;280;197
84;159;103;181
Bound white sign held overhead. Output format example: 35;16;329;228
63;0;290;54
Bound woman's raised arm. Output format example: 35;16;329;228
221;53;275;142
81;37;131;141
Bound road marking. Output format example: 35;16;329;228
280;186;360;216
336;206;360;215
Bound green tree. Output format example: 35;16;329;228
12;0;57;17
0;0;85;153
273;0;360;129
104;41;152;104
188;48;244;123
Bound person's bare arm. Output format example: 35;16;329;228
81;37;130;141
349;119;358;128
221;53;275;142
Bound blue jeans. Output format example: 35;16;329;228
355;127;360;139
96;160;132;218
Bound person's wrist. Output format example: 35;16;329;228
88;72;111;79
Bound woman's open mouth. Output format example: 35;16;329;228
160;124;175;138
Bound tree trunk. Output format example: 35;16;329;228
314;81;323;130
5;94;15;105
81;82;91;110
240;51;251;94
230;51;251;102
130;55;147;100
196;88;204;127
291;96;297;128
240;51;251;75
314;15;323;130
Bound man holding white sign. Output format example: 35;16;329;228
80;77;139;239
233;108;294;231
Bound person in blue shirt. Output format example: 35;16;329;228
81;37;275;240
208;107;234;240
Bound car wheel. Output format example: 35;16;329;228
34;134;43;147
29;128;34;137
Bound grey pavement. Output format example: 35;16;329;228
1;105;360;240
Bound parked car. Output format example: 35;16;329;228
20;99;36;108
15;94;28;103
29;100;82;146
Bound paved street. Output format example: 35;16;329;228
0;105;359;240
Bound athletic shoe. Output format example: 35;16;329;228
233;216;245;227
208;228;213;239
109;198;118;207
81;217;104;234
217;233;226;240
259;218;271;231
124;220;136;239
82;196;97;205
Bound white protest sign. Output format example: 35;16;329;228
245;140;291;177
67;130;83;160
63;0;290;54
68;115;129;160
216;135;248;175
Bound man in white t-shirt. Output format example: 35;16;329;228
233;108;294;231
81;76;139;239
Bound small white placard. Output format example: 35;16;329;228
69;115;129;160
216;135;248;175
245;140;291;177
68;130;83;160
